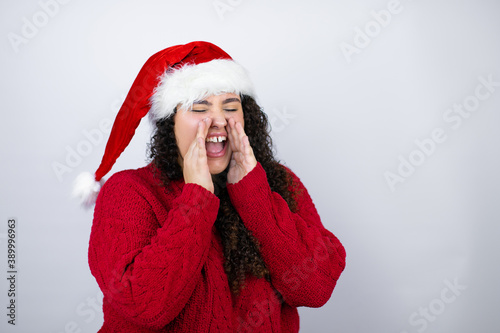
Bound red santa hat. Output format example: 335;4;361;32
73;41;255;207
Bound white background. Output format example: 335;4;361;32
1;0;499;332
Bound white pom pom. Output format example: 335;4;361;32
72;172;104;208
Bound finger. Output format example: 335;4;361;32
202;118;211;139
194;119;210;156
234;123;255;164
235;121;248;152
226;117;232;137
196;118;207;141
184;143;197;173
185;131;199;160
227;118;235;151
229;118;241;152
193;121;206;150
186;121;205;163
197;136;207;159
200;118;212;158
243;135;252;156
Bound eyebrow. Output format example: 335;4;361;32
222;98;241;104
193;100;211;106
193;97;241;106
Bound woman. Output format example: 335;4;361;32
75;41;346;332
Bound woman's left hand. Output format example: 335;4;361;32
227;118;257;184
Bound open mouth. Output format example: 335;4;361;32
205;136;227;157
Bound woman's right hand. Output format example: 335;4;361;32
182;118;214;193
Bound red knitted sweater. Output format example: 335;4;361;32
88;162;346;332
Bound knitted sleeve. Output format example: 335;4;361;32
88;171;219;329
226;162;346;308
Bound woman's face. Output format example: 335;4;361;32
174;93;245;175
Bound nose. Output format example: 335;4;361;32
210;109;228;129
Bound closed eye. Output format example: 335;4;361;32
224;109;237;112
191;109;207;112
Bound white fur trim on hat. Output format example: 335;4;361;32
72;172;104;209
149;59;255;122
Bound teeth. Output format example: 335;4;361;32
206;136;226;143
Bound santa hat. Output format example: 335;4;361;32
72;41;255;208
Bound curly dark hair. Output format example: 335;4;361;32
148;94;301;294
